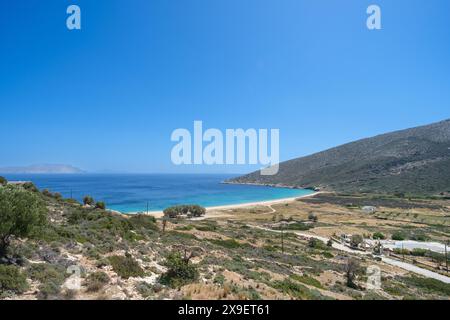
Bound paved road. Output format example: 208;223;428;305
382;257;450;284
248;225;450;284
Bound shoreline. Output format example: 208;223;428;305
120;191;320;218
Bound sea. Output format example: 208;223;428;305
2;174;313;213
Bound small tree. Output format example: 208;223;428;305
344;258;361;289
0;186;47;257
308;213;318;222
0;176;7;186
350;234;364;248
83;195;95;206
159;246;201;288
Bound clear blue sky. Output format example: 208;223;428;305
1;0;449;173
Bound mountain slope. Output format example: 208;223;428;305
228;119;450;195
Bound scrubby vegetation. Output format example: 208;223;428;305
159;250;199;288
0;185;47;258
0;184;448;300
109;254;144;279
0;265;28;297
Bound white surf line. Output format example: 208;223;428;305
247;225;450;284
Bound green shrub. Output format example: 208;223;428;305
109;254;144;279
308;238;327;250
290;274;323;289
209;239;243;249
411;248;427;257
393;248;410;255
403;275;450;296
83;196;95;206
28;263;65;284
85;271;109;292
27;263;66;300
0;265;29;296
128;214;158;231
280;222;312;231
37;280;61;300
372;232;386;240
159;252;199;288
95;201;106;210
136;281;154;298
273;279;326;300
0;185;47;256
0;176;7;186
22;182;39;193
42;189;53;197
391;232;406;241
350;234;364;248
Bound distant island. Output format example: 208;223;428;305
0;164;84;174
228;119;450;196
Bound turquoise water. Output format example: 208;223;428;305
3;174;313;213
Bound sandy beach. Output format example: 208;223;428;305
124;191;320;218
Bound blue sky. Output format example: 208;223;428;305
1;0;449;173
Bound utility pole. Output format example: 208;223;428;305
281;222;285;254
70;189;73;200
146;202;149;215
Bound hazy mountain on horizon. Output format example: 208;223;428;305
0;164;85;174
228;119;450;196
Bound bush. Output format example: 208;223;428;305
42;189;52;197
350;234;364;248
159;251;199;288
83;196;95;206
403;275;450;296
291;274;323;289
391;232;406;241
0;264;29;296
372;232;386;240
0;185;47;256
308;238;327;250
209;239;243;249
273;279;325;300
85;272;109;292
95;201;106;210
136;281;154;298
109;254;144;279
22;182;39;193
128;214;158;231
27;263;66;300
37;280;61;300
308;213;318;222
0;176;7;186
411;248;427;257
393;248;410;255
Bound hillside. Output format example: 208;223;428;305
1;183;449;300
228;119;450;195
